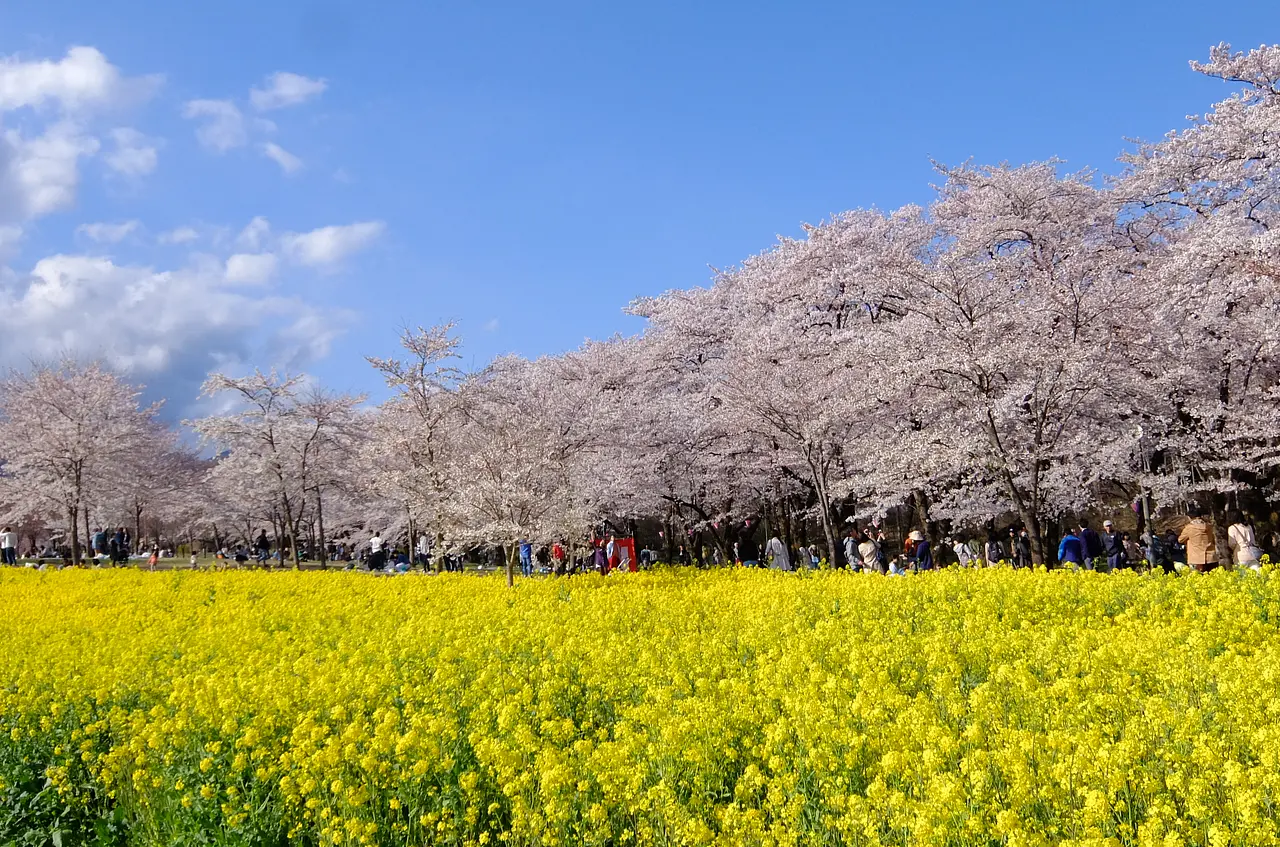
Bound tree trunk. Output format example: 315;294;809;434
1208;494;1230;570
1002;474;1047;566
911;489;933;546
663;504;675;565
406;508;415;570
505;544;516;587
783;496;797;566
281;497;301;570
316;489;327;566
134;501;144;559
805;447;840;568
272;508;284;569
83;508;92;563
68;504;81;565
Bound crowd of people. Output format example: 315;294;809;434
3;506;1271;577
733;509;1270;575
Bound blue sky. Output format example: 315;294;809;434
0;0;1269;411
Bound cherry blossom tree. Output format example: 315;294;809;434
365;323;465;560
192;372;364;568
1118;43;1280;526
0;361;162;563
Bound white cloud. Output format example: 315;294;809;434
483;318;500;332
158;226;199;245
224;252;277;284
250;72;327;111
236;216;271;250
3;122;100;219
0;47;158;229
103;127;157;176
261;142;302;175
182;99;245;152
281;221;384;269
3;253;342;409
76;220;139;243
0;46;127;112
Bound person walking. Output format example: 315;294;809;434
0;527;16;565
1227;512;1262;570
909;530;934;571
738;534;760;567
1011;528;1033;569
519;538;533;577
843;528;860;570
859;532;883;573
1141;527;1173;574
1178;508;1218;572
1122;532;1144;568
255;530;271;566
1079;520;1104;570
1058;527;1086;569
765;534;791;571
951;536;972;567
113;528;127;565
368;531;386;572
983;530;1004;568
1102;520;1128;571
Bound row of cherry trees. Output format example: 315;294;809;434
0;44;1276;572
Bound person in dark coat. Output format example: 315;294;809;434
1102;520;1128;570
1079;521;1104;570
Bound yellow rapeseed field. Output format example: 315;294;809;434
2;567;1280;847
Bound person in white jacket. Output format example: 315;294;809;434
0;526;16;565
858;534;882;573
765;535;791;571
1227;512;1262;569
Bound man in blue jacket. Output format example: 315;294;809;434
1058;528;1086;569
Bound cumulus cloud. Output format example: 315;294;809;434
0;47;158;228
182;99;245;152
2;122;100;219
250;72;327;111
158;226;199;245
0;46;158;113
281;221;384;269
236;216;271;251
224;252;277;284
261;142;302;174
103;127;157;176
0;253;343;410
76;220;139;243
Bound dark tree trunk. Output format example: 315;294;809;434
68;504;81;565
316;489;327;565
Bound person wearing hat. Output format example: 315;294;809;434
909;529;933;571
1102;519;1128;571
